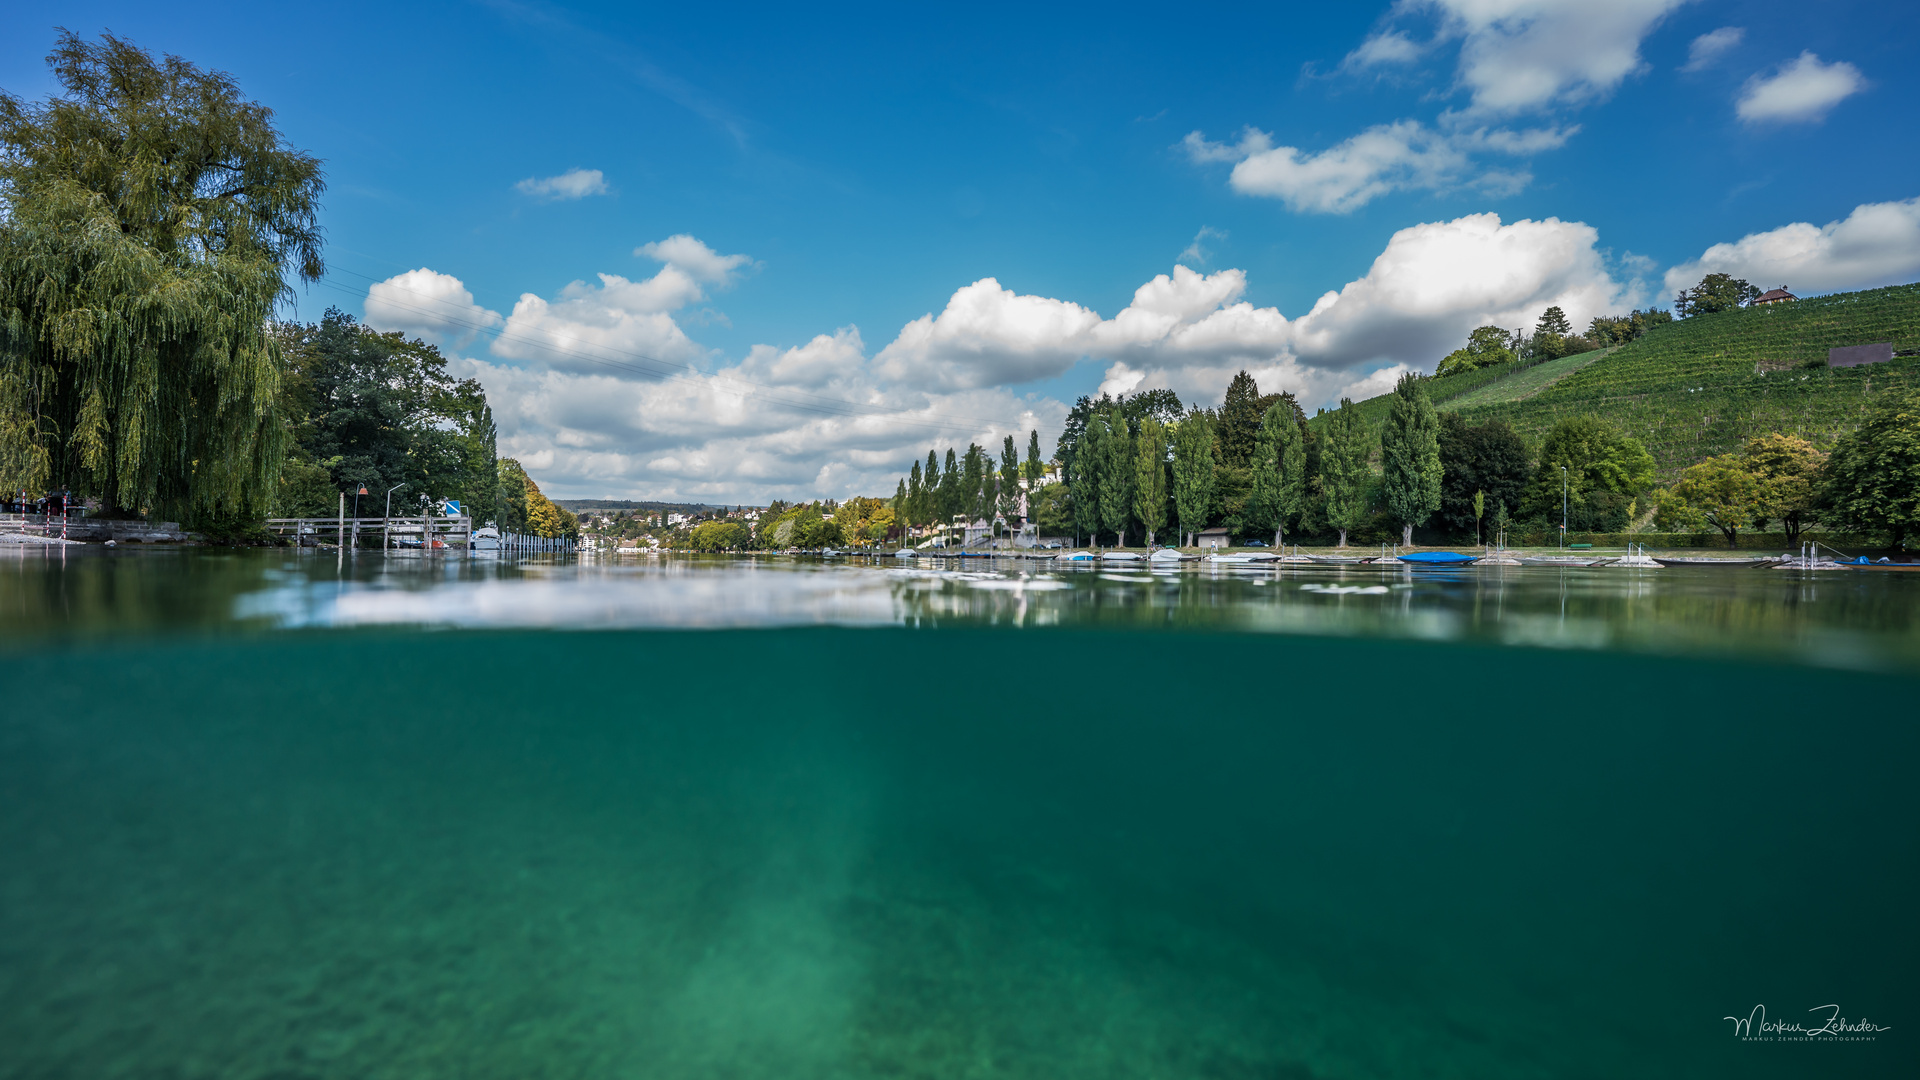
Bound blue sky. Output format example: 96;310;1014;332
6;1;1917;500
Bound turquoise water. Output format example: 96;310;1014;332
1;549;1915;1078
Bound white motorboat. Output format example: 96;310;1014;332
893;548;917;559
1147;548;1192;563
1056;550;1095;561
470;526;501;551
1101;551;1144;561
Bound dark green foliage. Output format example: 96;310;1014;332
1024;430;1043;490
997;436;1019;523
1381;373;1442;544
1319;399;1373;547
1522;416;1655;532
1587;308;1673;346
1436;325;1518;377
1054;388;1183;476
1436;415;1532;539
1071;418;1103;543
1675;273;1761;317
281;310;494;517
1171;409;1214;544
1823;389;1920;547
1215;371;1264;469
0;32;325;524
905;461;924;526
1097;412;1134;545
939;448;959;522
1244;402;1306;546
1030;481;1073;538
1132;416;1168;545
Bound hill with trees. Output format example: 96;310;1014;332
1326;282;1920;480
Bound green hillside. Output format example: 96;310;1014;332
1323;282;1920;479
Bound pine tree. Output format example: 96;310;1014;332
906;460;924;528
1171;409;1215;547
1321;399;1373;548
1098;410;1135;547
1245;402;1305;548
1133;416;1168;546
1381;373;1442;546
1215;370;1263;469
1;32;325;524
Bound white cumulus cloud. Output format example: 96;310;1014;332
1663;198;1920;298
1736;52;1865;124
1424;0;1686;116
515;168;610;201
364;268;504;347
375;217;1637;502
635;234;754;284
1184;120;1569;214
1191;1;1677;211
1682;27;1744;72
1344;29;1427;70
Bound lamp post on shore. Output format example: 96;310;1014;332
1560;466;1567;550
385;484;407;551
352;485;369;550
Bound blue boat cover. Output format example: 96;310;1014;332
1397;551;1479;565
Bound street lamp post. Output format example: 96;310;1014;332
352;485;369;550
385;484;408;550
1560;466;1567;550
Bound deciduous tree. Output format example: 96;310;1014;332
1098;410;1135;546
1823;390;1920;548
1521;416;1655;532
1381;373;1442;546
0;32;326;524
1133;416;1168;546
1245;402;1305;547
1656;455;1759;546
1320;399;1372;548
1742;433;1826;544
1675;273;1760;317
1171;409;1215;547
1437;415;1531;538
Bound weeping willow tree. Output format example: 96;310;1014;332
0;32;324;523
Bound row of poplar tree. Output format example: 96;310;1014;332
885;371;1453;549
1040;372;1442;549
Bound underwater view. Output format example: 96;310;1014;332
1;548;1914;1079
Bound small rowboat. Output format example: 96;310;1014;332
1306;554;1373;565
1651;556;1776;568
1521;555;1609;567
1100;551;1145;562
1396;551;1479;566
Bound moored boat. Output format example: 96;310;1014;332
1521;555;1609;567
1396;551;1479;566
1651;556;1775;568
